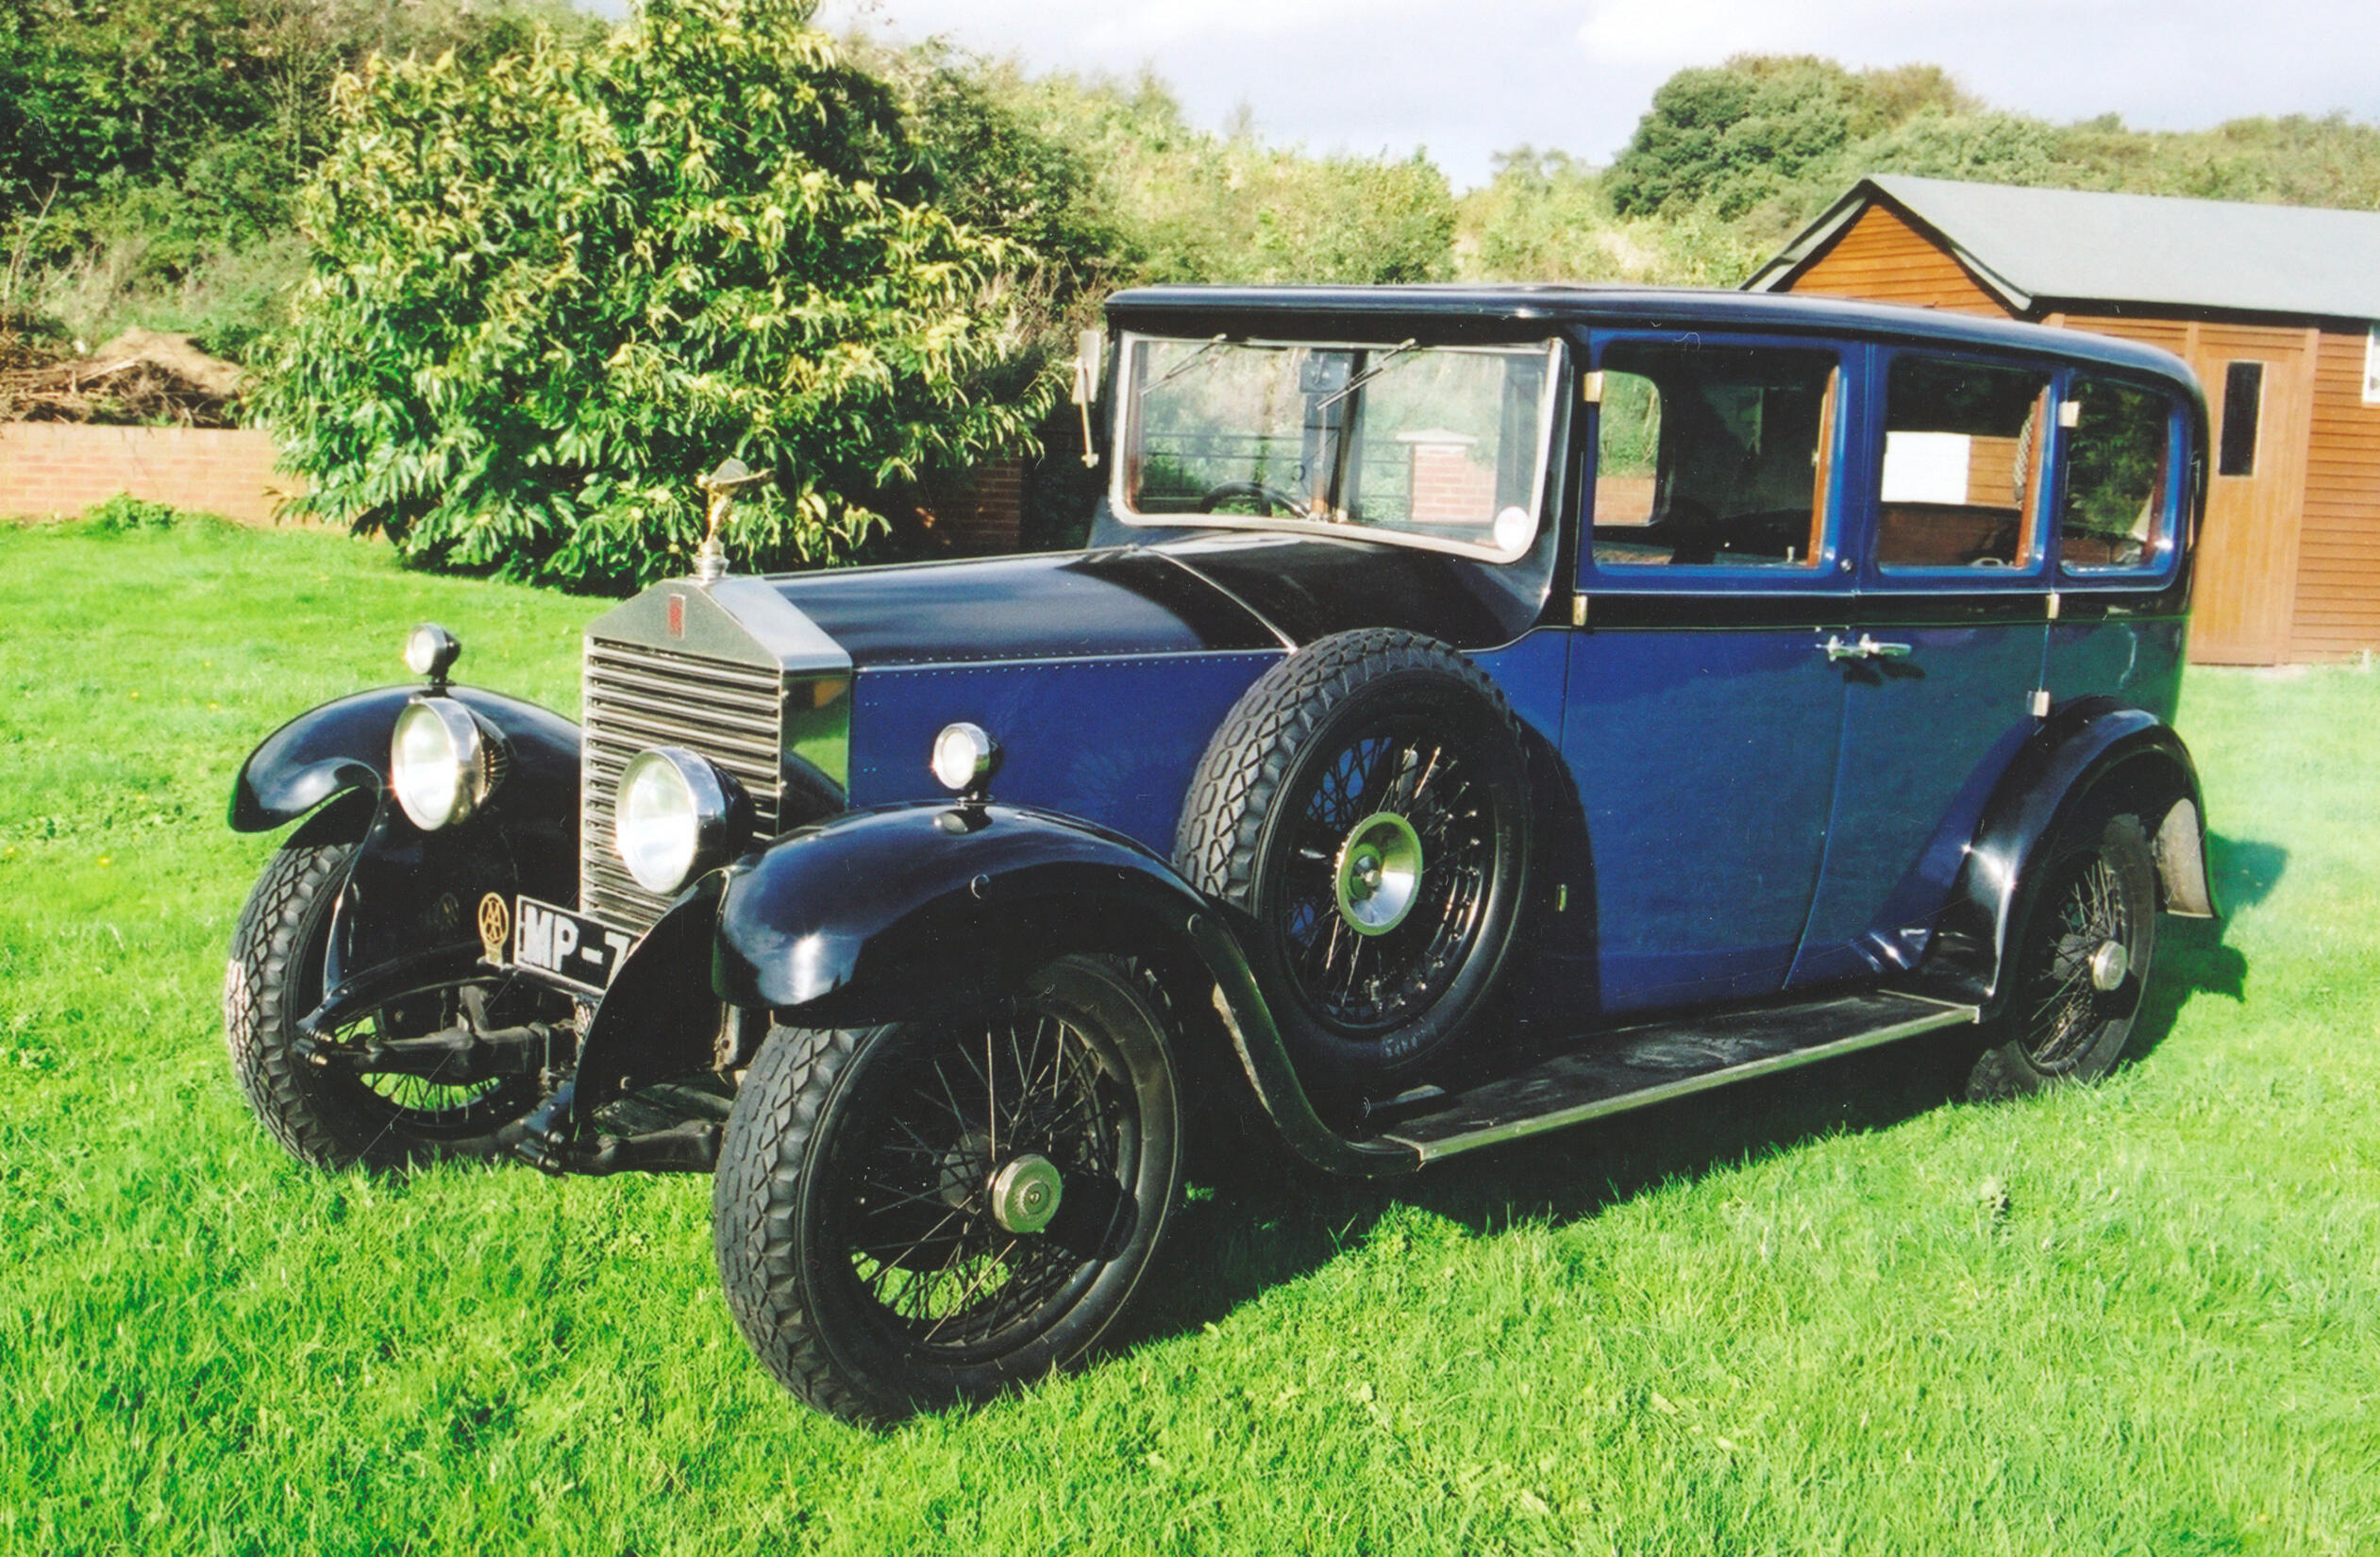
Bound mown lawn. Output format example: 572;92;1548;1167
1;517;2373;1556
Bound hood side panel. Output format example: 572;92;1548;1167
847;652;1284;855
772;550;1280;667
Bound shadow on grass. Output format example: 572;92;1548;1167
1122;1033;1981;1351
2120;829;2268;1067
1119;851;2271;1356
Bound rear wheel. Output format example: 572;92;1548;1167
1968;812;2159;1100
712;955;1182;1423
225;840;544;1171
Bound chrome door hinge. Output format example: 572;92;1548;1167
1571;593;1589;628
2031;688;2053;719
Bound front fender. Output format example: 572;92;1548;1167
230;684;581;833
713;803;1419;1179
1913;700;2215;1012
713;803;1211;1013
251;686;582;1030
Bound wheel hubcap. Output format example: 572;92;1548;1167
2088;938;2129;993
1334;812;1424;935
988;1153;1064;1235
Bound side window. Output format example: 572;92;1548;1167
2218;361;2263;477
1877;357;2052;571
1590;343;1837;569
2060;377;2175;573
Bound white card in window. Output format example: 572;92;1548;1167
1881;430;1971;504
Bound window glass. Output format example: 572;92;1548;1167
2060;377;2174;573
1876;357;2052;571
2218;361;2262;477
1121;338;1555;558
1590;343;1836;568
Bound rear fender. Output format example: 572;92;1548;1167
712;803;1419;1178
1912;700;2215;1013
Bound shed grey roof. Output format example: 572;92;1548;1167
1745;174;2380;321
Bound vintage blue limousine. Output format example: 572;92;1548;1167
225;285;2216;1421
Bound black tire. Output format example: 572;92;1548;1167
1174;629;1532;1089
712;955;1182;1424
224;840;544;1171
1968;811;2160;1100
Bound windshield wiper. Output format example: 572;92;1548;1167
1146;334;1233;391
1311;339;1420;412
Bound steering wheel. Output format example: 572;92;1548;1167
1199;479;1307;517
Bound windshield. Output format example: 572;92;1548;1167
1115;336;1562;561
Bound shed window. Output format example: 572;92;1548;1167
2364;326;2380;406
2060;377;2174;573
1875;356;2052;571
2218;361;2263;477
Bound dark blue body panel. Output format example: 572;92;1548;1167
846;652;1284;845
1558;626;1846;1013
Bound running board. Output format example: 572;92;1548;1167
1380;991;1980;1164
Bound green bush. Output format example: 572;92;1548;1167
262;0;1052;591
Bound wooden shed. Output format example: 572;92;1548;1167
1746;175;2380;664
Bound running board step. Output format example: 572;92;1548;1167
1381;991;1979;1164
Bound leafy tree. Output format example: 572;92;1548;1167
980;67;1456;286
262;0;1048;590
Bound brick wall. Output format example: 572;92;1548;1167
1406;436;1498;524
916;460;1026;554
0;424;300;524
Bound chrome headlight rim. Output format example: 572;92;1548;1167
390;695;502;831
930;721;1001;795
615;745;744;896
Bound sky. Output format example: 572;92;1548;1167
799;0;2380;190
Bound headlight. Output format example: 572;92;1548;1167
616;746;743;896
930;722;1001;795
390;696;505;830
403;623;461;681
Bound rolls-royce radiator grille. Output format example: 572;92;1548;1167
580;638;784;935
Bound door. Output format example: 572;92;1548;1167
2187;332;2313;663
1559;332;1854;1017
1790;348;2054;986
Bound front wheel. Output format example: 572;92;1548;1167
712;955;1182;1423
225;839;547;1171
1967;811;2160;1100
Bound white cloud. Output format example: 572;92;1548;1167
805;0;2380;187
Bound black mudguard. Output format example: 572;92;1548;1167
1914;700;2216;1014
712;802;1419;1178
567;876;731;1124
228;685;584;1030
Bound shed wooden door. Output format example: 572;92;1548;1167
2055;315;2315;663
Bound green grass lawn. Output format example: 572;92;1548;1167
2;517;2374;1555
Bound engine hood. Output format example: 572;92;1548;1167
768;532;1551;667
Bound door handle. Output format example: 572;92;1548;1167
1819;633;1915;662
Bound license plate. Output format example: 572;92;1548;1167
509;896;635;995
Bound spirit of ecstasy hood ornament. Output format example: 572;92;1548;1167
692;457;774;583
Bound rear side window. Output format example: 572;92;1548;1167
1876;357;2053;572
2060;377;2175;573
1590;343;1837;569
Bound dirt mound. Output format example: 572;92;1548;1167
0;327;247;427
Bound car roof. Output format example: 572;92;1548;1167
1103;283;2200;391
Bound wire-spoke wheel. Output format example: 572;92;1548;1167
1968;811;2159;1100
713;956;1182;1424
225;840;547;1171
1176;629;1531;1091
1274;719;1497;1033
